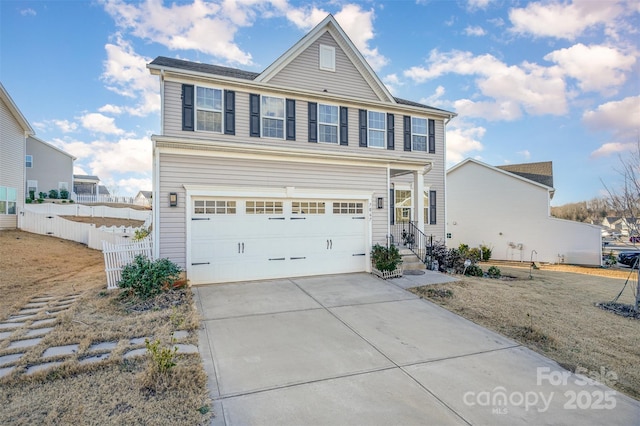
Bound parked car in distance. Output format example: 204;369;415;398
617;251;640;268
630;236;640;243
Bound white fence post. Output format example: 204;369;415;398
102;238;153;290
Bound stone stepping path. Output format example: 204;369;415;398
0;293;198;380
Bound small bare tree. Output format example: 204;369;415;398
602;141;640;311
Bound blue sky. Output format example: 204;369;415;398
1;0;638;205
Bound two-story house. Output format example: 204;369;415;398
1;82;34;230
26;136;75;199
148;15;456;284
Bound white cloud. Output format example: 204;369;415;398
467;0;494;10
53;119;78;133
20;8;36;16
464;26;486;36
405;50;567;120
80;113;124;135
382;73;402;94
508;0;626;40
115;176;152;195
334;5;388;71
590;142;636;158
419;86;447;108
582;96;640;134
98;104;124;115
518;150;531;159
544;43;635;94
446;125;485;165
102;37;160;117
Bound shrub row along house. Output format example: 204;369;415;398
147;15;456;284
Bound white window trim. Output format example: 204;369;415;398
367;110;386;149
318;103;339;144
195;85;224;133
59;182;69;191
261;95;286;140
26;155;33;168
411;117;428;152
319;44;336;72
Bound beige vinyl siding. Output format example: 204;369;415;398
26;137;74;196
268;32;380;102
158;152;388;267
0;97;25;229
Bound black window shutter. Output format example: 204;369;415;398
286;99;296;141
340;106;348;146
428;119;436;153
359;109;367;147
224;90;235;135
308;102;317;142
403;115;411;151
249;94;260;137
389;188;395;225
182;84;194;131
429;190;437;225
387;113;395;150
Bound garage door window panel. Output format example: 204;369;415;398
333;202;364;215
246;200;283;214
292;201;326;214
194;200;236;215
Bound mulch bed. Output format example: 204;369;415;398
596;302;640;319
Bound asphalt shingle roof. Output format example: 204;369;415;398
497;162;554;188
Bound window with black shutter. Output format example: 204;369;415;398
249;93;260;137
182;84;194;131
403;115;411;151
286;99;296;141
429;190;437;225
387;113;394;150
358;109;367;147
308;102;317;143
340;106;348;146
428;119;436;153
224;90;235;135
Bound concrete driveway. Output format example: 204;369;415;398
193;273;640;425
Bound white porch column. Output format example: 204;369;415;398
413;169;425;234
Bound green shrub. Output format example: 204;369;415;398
118;255;182;299
371;243;402;272
48;189;59;199
39;192;47;199
29;190;35;200
69;200;74;203
145;336;178;375
25;198;33;204
480;244;493;261
465;264;483;276
60;189;69;199
487;266;501;278
133;227;151;241
37;198;44;203
467;247;481;262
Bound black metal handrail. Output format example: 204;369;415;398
390;221;435;269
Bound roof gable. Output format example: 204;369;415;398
497;161;553;188
28;136;76;160
255;15;395;103
448;158;555;193
0;82;34;135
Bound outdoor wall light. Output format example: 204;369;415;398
377;197;384;209
169;192;178;207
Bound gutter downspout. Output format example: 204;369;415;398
444;113;455;244
152;70;165;260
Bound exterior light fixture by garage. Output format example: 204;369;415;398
377;197;384;209
169;192;178;207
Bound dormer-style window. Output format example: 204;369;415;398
196;86;223;132
319;44;335;72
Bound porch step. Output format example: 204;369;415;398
400;250;426;271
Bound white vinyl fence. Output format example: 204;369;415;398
74;194;136;205
24;203;151;221
103;238;153;290
19;210;144;250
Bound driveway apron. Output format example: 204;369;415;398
194;273;640;426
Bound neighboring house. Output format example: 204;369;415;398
147;15;456;284
447;158;601;265
73;175;110;196
26;136;75;199
0;82;34;230
134;190;152;207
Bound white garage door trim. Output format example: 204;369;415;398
185;185;373;284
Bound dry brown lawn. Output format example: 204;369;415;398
60;215;145;228
0;230;212;425
410;262;640;400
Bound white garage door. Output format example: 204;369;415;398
189;198;368;284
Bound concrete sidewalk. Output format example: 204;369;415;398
193;273;640;425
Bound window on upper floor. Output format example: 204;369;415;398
318;104;339;144
261;96;285;139
367;111;386;148
404;116;435;153
196;86;223;133
0;186;17;215
26;155;33;168
411;118;427;152
182;84;235;135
